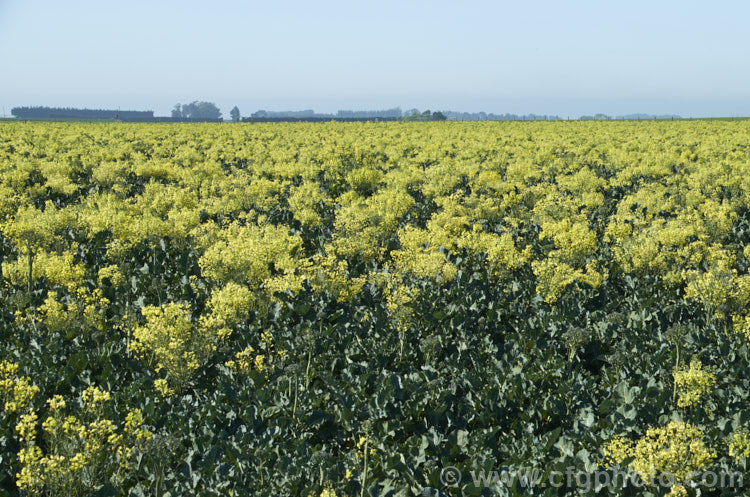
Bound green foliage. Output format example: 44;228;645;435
0;120;749;497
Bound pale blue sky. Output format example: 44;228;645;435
1;0;749;117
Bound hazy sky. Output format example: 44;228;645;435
1;0;749;117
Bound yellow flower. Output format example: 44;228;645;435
668;485;688;497
154;378;174;398
732;313;750;342
1;360;39;414
97;264;124;286
356;435;376;456
199;282;254;340
629;421;714;484
317;482;337;497
14;387;153;495
124;408;145;433
132;302;219;392
62;415;82;435
254;354;267;373
16;411;38;442
15;446;44;493
728;429;750;462
602;435;632;468
226;346;255;373
605;422;714;489
81;386;111;415
46;395;66;411
673;359;716;408
41;415;59;434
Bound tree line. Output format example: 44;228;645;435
11;107;155;121
12;104;678;123
10;105;223;122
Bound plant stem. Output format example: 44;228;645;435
360;437;369;497
305;349;312;390
399;327;405;363
292;375;298;421
27;246;33;297
672;344;680;404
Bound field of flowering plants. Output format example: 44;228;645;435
1;120;749;497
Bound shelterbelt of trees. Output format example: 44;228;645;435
1;120;750;497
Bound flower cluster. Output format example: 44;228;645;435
199;282;254;340
603;421;715;485
0;361;39;414
225;330;283;376
668;485;688;497
15;387;151;497
225;346;263;374
130;302;215;393
728;429;750;462
672;359;717;408
309;481;340;497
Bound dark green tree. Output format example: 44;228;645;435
230;106;241;122
172;101;222;120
